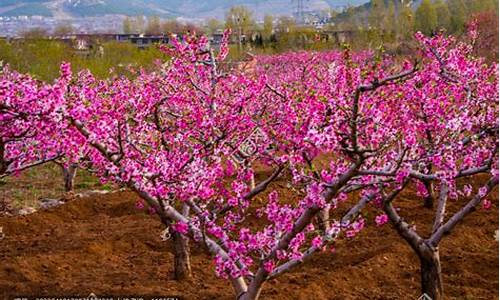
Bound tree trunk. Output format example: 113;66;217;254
158;203;192;281
240;288;261;300
171;230;192;280
419;246;443;300
170;203;192;280
423;180;434;209
249;171;256;190
317;207;330;232
62;164;77;192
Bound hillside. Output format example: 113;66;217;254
0;0;370;19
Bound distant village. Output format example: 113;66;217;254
0;12;354;55
0;31;353;56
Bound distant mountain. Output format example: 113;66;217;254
0;0;370;19
333;0;421;23
0;0;177;18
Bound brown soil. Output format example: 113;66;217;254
0;179;498;300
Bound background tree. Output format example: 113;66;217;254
415;0;438;35
469;0;497;13
448;0;467;33
471;11;499;63
162;19;182;34
206;18;222;35
262;15;274;41
396;1;414;41
435;0;451;31
123;16;133;34
343;5;359;31
135;15;146;34
382;0;396;42
225;5;255;37
368;0;385;29
20;27;48;39
161;20;200;35
273;16;297;50
361;0;388;48
53;23;74;36
183;22;202;34
146;16;162;35
275;16;296;34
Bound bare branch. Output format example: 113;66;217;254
432;182;449;234
383;180;425;253
268;193;375;279
0;154;61;178
217;165;285;216
358;62;418;92
429;176;498;246
265;83;287;100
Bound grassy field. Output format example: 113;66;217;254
0;39;168;81
0;163;112;211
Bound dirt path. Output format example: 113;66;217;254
0;188;497;299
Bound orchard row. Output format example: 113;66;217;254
0;27;497;300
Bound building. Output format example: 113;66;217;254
50;33;170;51
130;35;170;48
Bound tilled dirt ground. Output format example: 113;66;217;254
0;182;498;300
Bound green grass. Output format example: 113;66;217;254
0;163;114;210
0;39;169;82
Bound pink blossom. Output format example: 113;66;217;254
135;200;145;210
59;62;72;81
375;214;389;226
263;260;275;273
172;222;189;234
479;186;488;198
345;230;356;238
463;184;473;197
311;236;323;248
268;191;278;202
483;199;492;210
